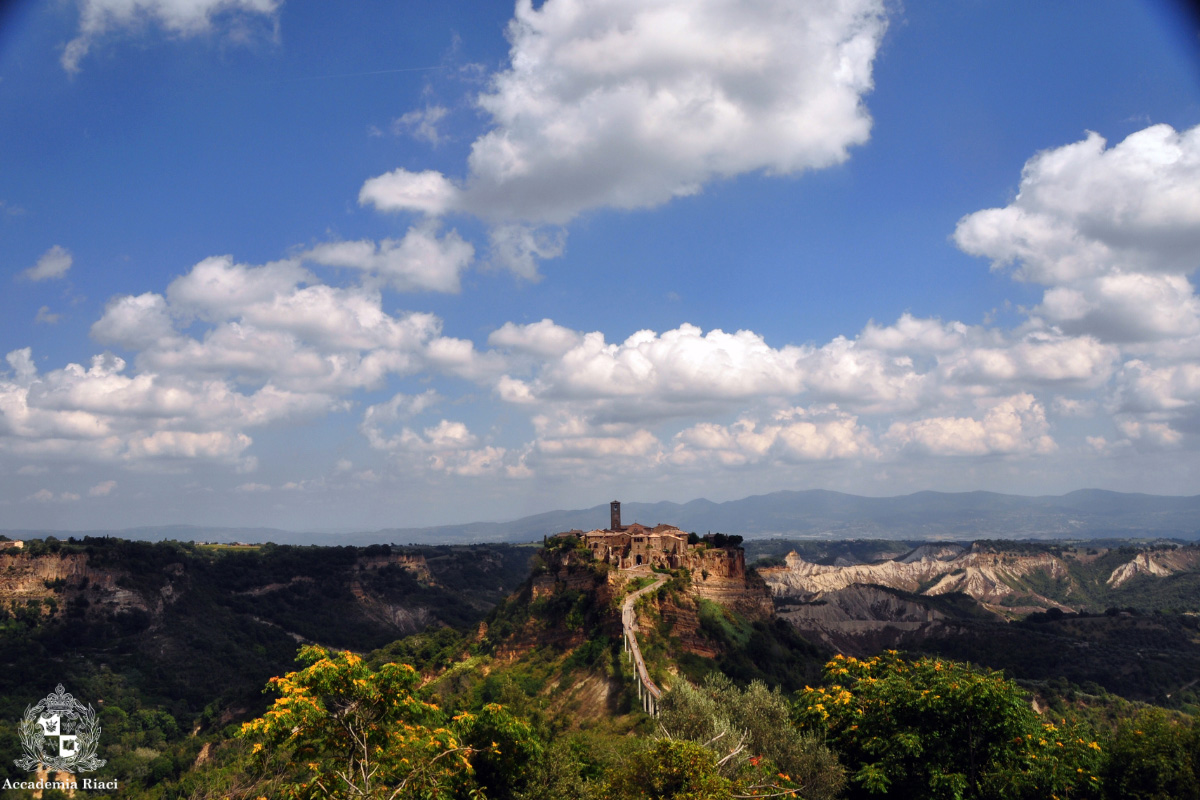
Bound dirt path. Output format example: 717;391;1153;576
622;574;666;715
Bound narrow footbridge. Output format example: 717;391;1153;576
621;575;666;716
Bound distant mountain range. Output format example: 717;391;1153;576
5;489;1200;545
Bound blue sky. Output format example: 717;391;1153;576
2;0;1199;531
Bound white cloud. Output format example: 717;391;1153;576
955;124;1200;344
798;336;926;412
88;479;117;496
1037;272;1200;342
63;0;281;73
859;314;968;353
91;292;179;350
531;411;662;461
1114;360;1200;414
939;328;1118;389
235;482;271;492
393;105;449;145
481;316;1126;458
536;323;806;403
35;307;63;325
126;430;254;461
10;251;520;474
361;0;889;274
488;319;582;357
487;225;566;279
670;406;876;466
0;345;327;468
1116;419;1183;450
361;414;511;477
463;0;886;224
884;394;1056;457
22;246;73;281
165;255;311;322
302;223;474;293
360;390;440;450
359;169;461;216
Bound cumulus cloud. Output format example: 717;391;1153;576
884;394;1056;457
63;0;281;73
7;251;474;469
531;411;662;461
105;255;461;393
360;390;440;450
361;413;512;477
938;328;1118;389
859;314;968;353
1116;419;1184;450
955;124;1200;344
486;317;1119;428
535;323;806;403
361;0;888;274
359;169;461;216
302;223;474;293
1037;273;1200;342
1114;360;1200;414
0;347;308;466
91;292;179;350
22;246;73;281
488;319;582;357
670;406;876;467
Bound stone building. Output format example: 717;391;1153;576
555;501;745;578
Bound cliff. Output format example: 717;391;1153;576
760;542;1200;617
0;546;441;629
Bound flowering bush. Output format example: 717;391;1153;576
795;652;1103;800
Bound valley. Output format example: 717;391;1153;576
0;522;1198;799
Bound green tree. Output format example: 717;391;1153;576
241;646;488;799
456;702;542;800
658;674;844;800
1102;708;1199;800
795;652;1103;800
604;739;732;800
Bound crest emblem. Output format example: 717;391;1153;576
14;685;106;772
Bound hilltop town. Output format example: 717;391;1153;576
554;501;747;579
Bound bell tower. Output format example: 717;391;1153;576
610;500;622;531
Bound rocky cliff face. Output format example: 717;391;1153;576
0;547;441;633
0;551;152;616
761;547;1071;611
761;542;1200;624
690;565;773;618
1106;549;1199;587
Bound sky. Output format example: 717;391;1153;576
2;0;1200;532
